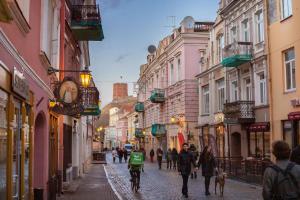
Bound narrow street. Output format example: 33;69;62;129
57;153;263;200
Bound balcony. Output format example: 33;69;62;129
135;128;145;138
151;124;166;137
135;102;144;112
223;101;255;124
222;42;253;67
71;5;104;41
150;89;165;103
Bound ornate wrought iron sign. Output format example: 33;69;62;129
13;68;29;100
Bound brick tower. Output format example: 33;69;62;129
113;83;128;100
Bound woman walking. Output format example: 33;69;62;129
198;146;216;196
171;148;178;170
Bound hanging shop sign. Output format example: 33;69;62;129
13;68;29;100
80;86;101;116
50;77;83;116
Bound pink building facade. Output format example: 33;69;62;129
136;17;213;155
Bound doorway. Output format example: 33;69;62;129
231;132;241;157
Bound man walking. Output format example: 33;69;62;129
118;148;123;163
123;148;128;163
156;148;163;170
263;141;300;199
166;148;172;169
150;149;155;163
178;143;196;198
172;148;178;170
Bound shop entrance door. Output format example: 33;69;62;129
13;100;22;200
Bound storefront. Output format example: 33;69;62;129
215;124;225;157
247;122;271;159
283;111;300;149
0;63;35;200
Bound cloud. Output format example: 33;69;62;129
115;54;129;62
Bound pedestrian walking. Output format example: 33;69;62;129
189;144;199;179
198;146;216;196
263;141;300;200
150;149;155;163
166;148;172;169
123;148;128;163
112;148;117;163
118;148;123;163
178;143;196;198
290;145;300;165
156;148;163;170
140;147;146;172
172;148;178;170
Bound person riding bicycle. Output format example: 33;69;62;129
128;149;144;189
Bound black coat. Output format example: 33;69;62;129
171;149;178;161
198;153;216;177
178;150;196;175
291;145;300;165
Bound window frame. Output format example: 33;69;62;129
202;85;210;115
284;48;296;92
281;0;293;20
241;19;250;42
231;80;238;102
258;72;267;105
216;78;225;112
177;58;181;82
255;10;264;44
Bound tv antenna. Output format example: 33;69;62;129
164;16;177;29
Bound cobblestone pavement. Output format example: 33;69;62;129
58;164;119;200
105;154;263;200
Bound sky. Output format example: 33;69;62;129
90;0;219;107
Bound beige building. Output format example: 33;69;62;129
267;0;300;149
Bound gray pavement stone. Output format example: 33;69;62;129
105;153;263;200
58;164;119;200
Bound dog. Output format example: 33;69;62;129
215;168;227;196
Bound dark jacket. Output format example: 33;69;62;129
150;149;155;157
263;160;300;200
166;150;172;161
156;149;163;160
123;149;128;159
118;149;123;157
178;150;196;175
171;149;178;161
290;145;300;165
198;152;216;177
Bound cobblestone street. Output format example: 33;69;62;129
105;154;263;200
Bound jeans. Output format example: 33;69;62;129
181;174;189;195
204;176;211;194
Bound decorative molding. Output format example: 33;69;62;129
7;0;30;34
39;51;51;70
0;28;53;97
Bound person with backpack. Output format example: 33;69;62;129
262;140;300;200
123;148;128;163
178;143;197;198
290;145;300;165
156;148;163;170
128;149;144;189
150;149;155;163
172;148;178;170
166;148;172;169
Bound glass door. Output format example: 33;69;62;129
13;100;21;200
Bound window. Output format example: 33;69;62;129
242;19;250;42
217;35;224;62
216;79;225;111
259;73;266;104
283;120;293;148
231;80;238;102
230;27;237;43
170;63;174;85
177;58;181;81
161;69;165;88
202;85;210;114
249;131;271;158
256;10;264;43
281;0;292;19
284;48;296;91
244;78;252;100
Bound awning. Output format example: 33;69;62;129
288;112;300;120
248;122;270;132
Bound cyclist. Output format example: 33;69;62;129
128;149;144;189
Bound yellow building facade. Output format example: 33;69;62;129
267;0;300;149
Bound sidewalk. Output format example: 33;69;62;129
58;164;119;200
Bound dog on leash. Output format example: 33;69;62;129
215;168;227;196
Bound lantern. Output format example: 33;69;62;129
80;68;92;88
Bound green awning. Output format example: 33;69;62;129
135;102;144;112
221;54;252;67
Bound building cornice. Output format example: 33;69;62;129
195;63;222;78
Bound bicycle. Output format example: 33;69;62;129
131;170;140;192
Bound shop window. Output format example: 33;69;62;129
283;120;293;148
0;90;8;199
249;131;271;158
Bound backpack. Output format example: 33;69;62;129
269;163;300;200
129;152;144;166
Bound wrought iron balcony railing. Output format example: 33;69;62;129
150;89;165;103
223;101;255;124
222;41;253;67
71;5;104;41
